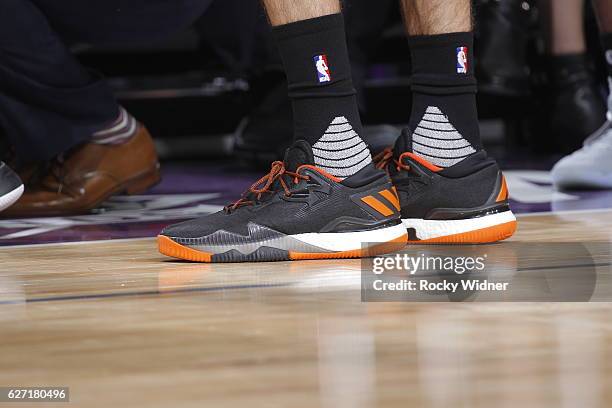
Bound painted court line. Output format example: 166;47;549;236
0;282;292;306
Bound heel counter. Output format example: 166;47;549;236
488;171;510;205
496;174;509;202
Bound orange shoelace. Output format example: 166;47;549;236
373;148;411;173
225;161;310;212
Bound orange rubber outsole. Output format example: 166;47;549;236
158;234;408;263
407;220;517;244
158;235;213;262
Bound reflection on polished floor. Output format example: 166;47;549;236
0;210;611;407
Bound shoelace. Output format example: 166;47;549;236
373;148;412;174
225;161;310;212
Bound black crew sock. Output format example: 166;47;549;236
549;53;593;84
407;32;482;168
272;13;372;179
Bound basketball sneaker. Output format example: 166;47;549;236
551;113;612;190
0;161;24;212
374;129;517;243
158;140;408;262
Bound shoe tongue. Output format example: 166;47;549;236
393;128;414;158
283;139;315;172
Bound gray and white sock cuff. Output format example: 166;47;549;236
412;106;476;168
312;116;372;179
92;107;138;145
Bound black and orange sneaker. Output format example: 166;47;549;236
375;129;517;244
158;140;407;262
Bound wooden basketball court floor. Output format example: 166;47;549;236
1;210;611;407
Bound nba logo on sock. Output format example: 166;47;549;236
314;54;331;83
456;47;468;74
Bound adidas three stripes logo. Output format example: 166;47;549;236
360;187;401;217
412;106;476;168
312;116;372;179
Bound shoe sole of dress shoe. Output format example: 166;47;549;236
0;184;24;212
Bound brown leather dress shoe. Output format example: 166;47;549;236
4;125;161;217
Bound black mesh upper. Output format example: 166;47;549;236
391;154;500;219
162;164;395;239
162;138;397;240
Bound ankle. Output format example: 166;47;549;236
272;13;371;178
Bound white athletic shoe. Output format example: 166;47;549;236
0;161;24;212
552;113;612;190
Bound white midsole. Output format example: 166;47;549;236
292;223;407;252
402;211;516;241
0;184;24;212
